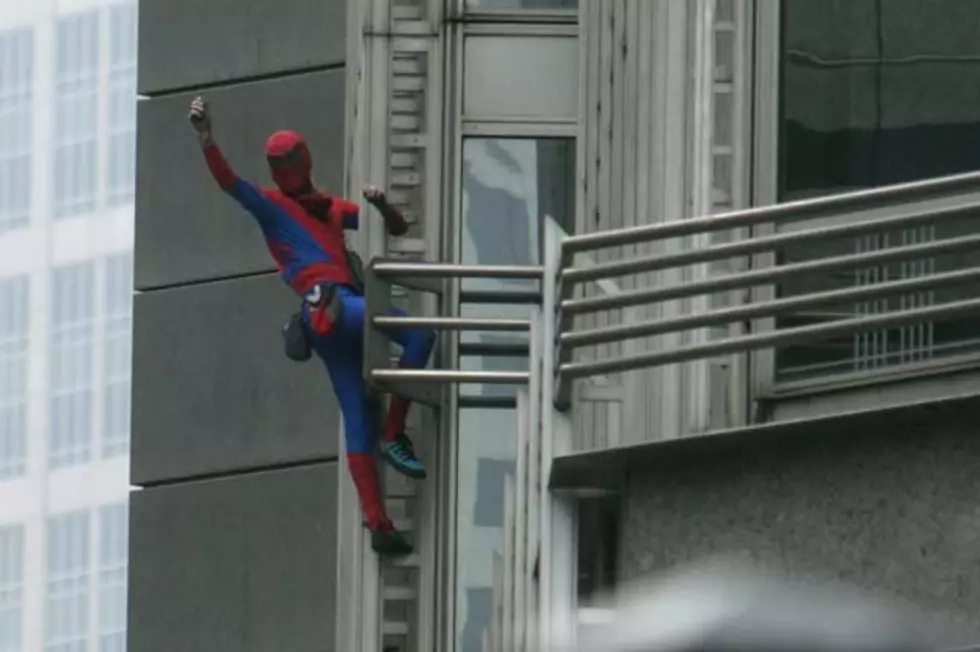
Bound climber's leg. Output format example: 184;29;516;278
311;312;412;557
324;288;433;481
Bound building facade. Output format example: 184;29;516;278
0;0;135;649
130;0;980;651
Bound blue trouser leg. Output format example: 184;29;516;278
329;287;436;370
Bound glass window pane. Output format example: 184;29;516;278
0;276;28;480
0;525;24;652
777;0;980;382
49;263;95;469
463;36;579;120
102;255;132;458
107;1;137;207
0;27;33;233
455;137;574;651
45;511;90;652
54;11;99;220
466;0;577;9
98;503;127;652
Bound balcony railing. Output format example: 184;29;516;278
361;169;980;652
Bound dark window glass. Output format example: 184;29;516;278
777;0;980;382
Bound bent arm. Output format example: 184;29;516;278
368;195;408;236
198;134;279;226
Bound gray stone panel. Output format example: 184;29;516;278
620;404;980;641
127;463;338;652
134;69;346;291
137;0;346;95
131;273;341;485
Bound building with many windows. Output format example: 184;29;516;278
130;0;980;651
0;0;135;649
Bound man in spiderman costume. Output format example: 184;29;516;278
188;97;434;557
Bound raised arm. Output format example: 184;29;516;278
362;185;408;236
187;97;279;226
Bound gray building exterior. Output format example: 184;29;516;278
130;1;347;650
130;0;980;651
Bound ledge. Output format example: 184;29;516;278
550;389;980;492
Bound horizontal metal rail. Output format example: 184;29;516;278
562;264;980;348
562;200;980;284
560;295;980;379
370;369;530;384
562;169;980;254
373;261;543;280
460;289;542;305
373;316;530;332
562;230;980;315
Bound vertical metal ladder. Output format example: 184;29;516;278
370;1;442;650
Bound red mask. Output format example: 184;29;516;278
265;130;313;196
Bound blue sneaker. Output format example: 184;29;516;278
379;434;427;480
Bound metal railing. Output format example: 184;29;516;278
553;170;980;404
362;257;543;407
358;171;980;652
363;169;980;412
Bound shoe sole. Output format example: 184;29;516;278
379;449;428;480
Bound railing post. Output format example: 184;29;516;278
548;219;575;411
539;221;579;651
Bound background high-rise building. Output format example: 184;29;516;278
0;0;135;649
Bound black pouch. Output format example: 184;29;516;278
345;246;366;295
282;311;312;362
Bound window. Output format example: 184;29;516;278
107;2;137;206
50;263;95;469
0;276;28;480
455;137;575;651
465;0;577;9
54;11;99;219
102;255;132;458
0;28;32;232
98;503;127;652
0;525;23;652
46;511;90;652
776;0;980;383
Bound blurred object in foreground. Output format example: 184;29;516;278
570;559;935;652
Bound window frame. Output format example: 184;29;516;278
44;510;91;651
751;0;980;406
443;16;580;651
451;0;578;23
0;275;29;481
0;523;23;652
0;27;34;234
52;9;101;220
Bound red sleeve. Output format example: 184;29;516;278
202;142;237;190
336;197;360;230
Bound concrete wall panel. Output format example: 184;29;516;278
620;408;980;639
131;273;340;485
127;463;338;652
137;0;346;94
134;69;345;291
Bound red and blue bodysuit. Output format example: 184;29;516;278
198;129;433;556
